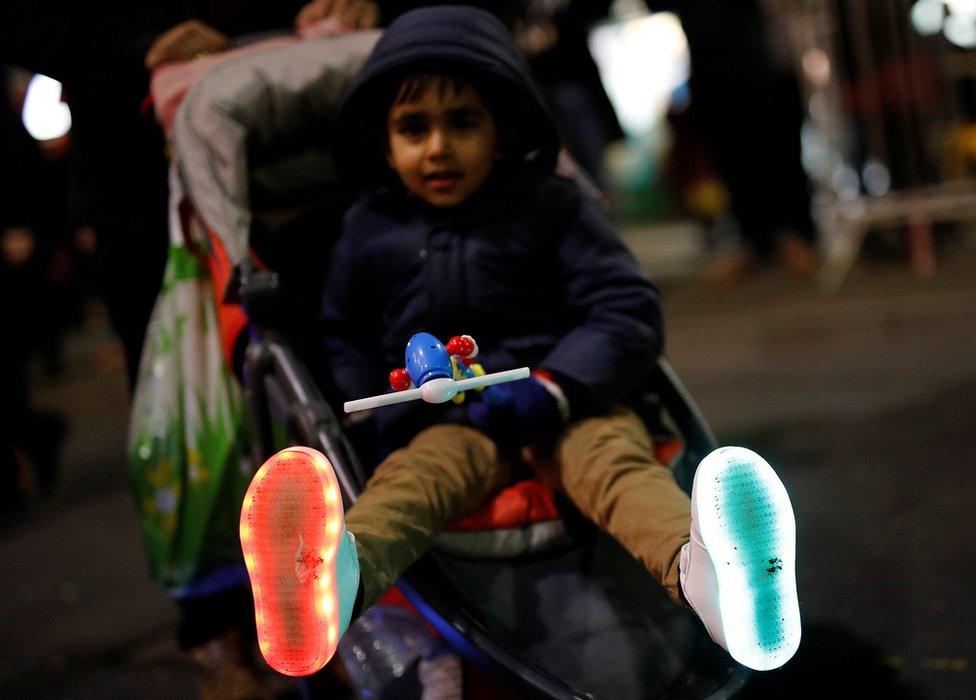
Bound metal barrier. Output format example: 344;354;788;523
776;0;976;288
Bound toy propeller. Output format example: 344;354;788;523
343;367;529;413
343;332;529;414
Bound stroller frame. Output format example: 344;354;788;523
163;32;749;698
240;267;748;699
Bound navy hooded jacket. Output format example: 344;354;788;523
322;6;664;448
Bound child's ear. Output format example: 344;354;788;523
378;133;395;169
494;125;515;160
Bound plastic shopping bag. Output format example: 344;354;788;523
127;228;250;589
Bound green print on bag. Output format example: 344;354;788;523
127;244;251;589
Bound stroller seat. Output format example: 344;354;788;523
434;439;682;560
165;33;749;698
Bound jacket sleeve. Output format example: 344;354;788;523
539;187;664;413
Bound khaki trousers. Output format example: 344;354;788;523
344;407;691;608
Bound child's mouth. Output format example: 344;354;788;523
424;170;462;190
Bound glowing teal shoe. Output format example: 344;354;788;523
679;446;801;671
240;446;361;676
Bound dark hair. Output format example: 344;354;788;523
392;73;473;107
361;68;536;180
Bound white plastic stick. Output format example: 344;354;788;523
344;387;424;413
343;367;530;414
453;367;529;392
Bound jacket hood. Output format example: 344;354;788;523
333;5;561;188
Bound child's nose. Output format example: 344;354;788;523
426;128;452;157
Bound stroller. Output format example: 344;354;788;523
162;31;749;699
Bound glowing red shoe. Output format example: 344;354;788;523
240;446;360;676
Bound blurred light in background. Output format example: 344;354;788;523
801;121;830;181
589;11;689;138
862;159;892;196
911;0;976;48
912;0;947;35
21;74;71;141
831;163;861;201
944;11;976;47
802;49;832;87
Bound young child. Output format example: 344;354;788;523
241;5;800;678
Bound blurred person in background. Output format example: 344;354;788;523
512;0;625;188
663;0;819;280
0;67;67;518
6;68;85;374
2;3;172;390
1;1;358;390
2;5;314;697
3;3;391;697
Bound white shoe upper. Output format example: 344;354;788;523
679;513;727;651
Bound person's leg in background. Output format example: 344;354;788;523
0;235;67;506
95;221;169;389
545;80;619;189
664;0;817;279
1;69;67;504
521;1;623;190
176;580;273;700
0;266;31;515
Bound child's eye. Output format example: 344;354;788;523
451;116;478;131
397;122;427;137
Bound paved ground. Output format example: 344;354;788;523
659;251;976;699
2;237;974;698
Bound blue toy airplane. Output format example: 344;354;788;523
343;332;529;413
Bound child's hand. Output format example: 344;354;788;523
1;227;36;266
144;20;230;70
295;0;380;32
468;376;564;450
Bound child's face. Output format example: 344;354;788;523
386;80;498;208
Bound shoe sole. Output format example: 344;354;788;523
240;446;345;676
696;447;801;670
